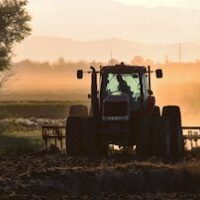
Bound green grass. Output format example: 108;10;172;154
0;129;43;155
0;101;89;119
0;101;77;155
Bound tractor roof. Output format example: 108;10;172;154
101;63;146;74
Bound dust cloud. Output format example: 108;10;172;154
1;58;200;125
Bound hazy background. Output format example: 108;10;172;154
2;0;200;125
24;0;200;44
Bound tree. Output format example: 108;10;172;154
108;58;118;65
131;56;154;66
0;0;31;71
131;56;144;65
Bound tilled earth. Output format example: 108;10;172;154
0;153;200;199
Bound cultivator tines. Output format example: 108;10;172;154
183;126;200;149
42;125;66;151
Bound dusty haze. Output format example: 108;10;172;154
1;58;199;126
1;0;200;126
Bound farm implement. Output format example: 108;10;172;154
42;123;200;153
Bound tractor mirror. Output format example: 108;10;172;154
77;69;83;79
156;69;163;78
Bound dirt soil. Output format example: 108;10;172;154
0;153;200;199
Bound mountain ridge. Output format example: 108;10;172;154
14;36;200;62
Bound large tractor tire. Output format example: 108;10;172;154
66;116;84;156
136;115;151;157
152;116;170;158
69;105;88;118
136;107;161;157
83;117;108;156
162;106;184;157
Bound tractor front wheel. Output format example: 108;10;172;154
83;117;108;156
136;115;151;157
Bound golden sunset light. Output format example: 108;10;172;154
0;1;200;198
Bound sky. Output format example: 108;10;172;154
116;0;200;9
26;0;200;43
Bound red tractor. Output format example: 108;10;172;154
66;63;184;158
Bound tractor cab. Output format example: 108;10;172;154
77;63;162;121
100;64;149;121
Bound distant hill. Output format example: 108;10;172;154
28;0;200;43
14;36;200;63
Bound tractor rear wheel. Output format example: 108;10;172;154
152;116;170;158
66;116;84;155
69;105;88;118
162;106;184;157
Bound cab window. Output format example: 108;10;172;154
105;73;141;103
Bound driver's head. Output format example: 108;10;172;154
116;74;123;81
